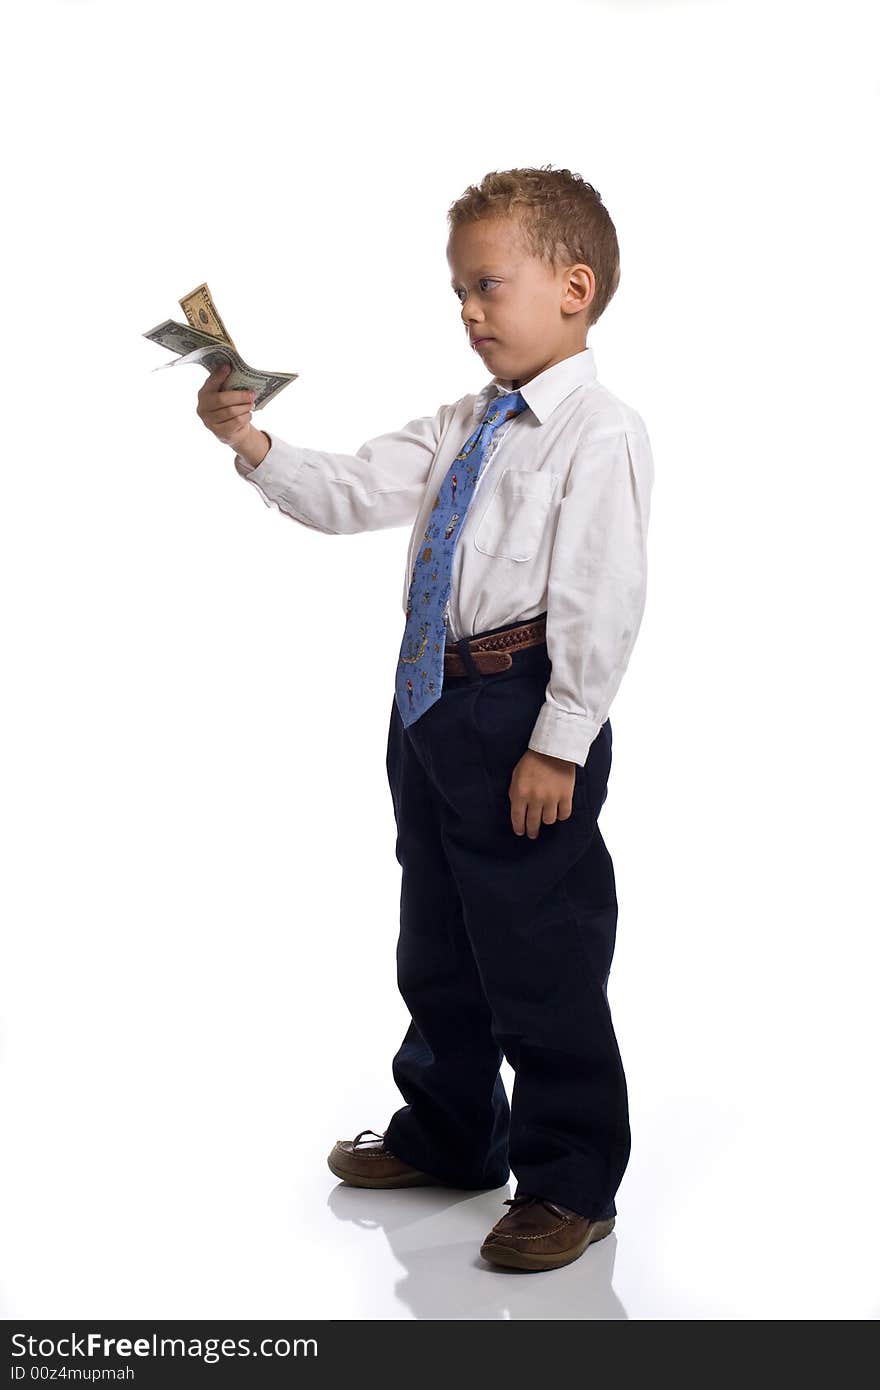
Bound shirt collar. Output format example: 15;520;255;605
472;345;598;426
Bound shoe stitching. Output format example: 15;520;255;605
488;1218;571;1241
340;1152;404;1161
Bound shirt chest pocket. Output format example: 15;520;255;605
473;467;558;562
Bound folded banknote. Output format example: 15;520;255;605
143;284;298;409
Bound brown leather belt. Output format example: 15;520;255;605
444;614;547;677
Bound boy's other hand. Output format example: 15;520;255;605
509;750;577;839
196;361;257;449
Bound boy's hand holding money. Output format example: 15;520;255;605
197;362;269;466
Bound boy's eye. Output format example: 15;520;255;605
454;278;498;303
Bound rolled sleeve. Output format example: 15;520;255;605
527;425;654;766
233;404;451;535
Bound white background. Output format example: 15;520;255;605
2;0;878;1319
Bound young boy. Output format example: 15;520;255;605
198;166;654;1273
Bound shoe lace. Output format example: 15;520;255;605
351;1129;386;1149
503;1193;571;1221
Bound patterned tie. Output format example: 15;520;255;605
395;388;529;727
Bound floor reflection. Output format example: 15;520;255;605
327;1182;628;1319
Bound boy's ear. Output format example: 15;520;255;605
562;264;596;315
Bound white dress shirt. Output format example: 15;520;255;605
234;346;654;766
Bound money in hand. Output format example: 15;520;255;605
143;283;298;409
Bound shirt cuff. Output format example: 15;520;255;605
527;701;603;767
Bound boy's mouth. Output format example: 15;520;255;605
472;337;494;350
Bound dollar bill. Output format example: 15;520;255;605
179;282;237;350
143;317;298;410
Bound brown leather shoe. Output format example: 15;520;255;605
480;1193;615;1271
327;1129;441;1188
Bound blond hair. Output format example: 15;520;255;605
447;165;621;328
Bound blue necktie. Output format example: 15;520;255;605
395;388;529;727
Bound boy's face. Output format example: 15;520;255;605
446;215;595;389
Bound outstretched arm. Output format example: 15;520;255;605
233;406;452;536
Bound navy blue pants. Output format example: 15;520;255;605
382;614;630;1222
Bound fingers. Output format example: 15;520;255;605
216;386;255;404
196;359;258;441
510;795;545;838
198;362;229;399
211;403;254;422
199;364;253;404
509;794;572;839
